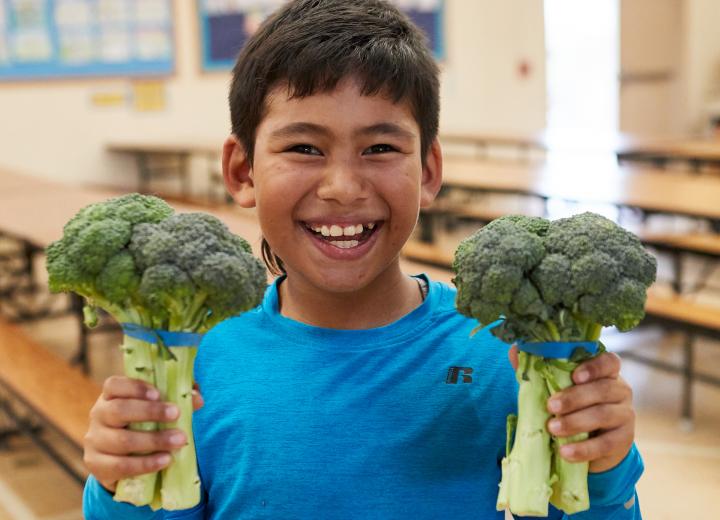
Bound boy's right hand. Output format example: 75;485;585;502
83;376;204;493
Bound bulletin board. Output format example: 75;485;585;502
0;0;175;81
198;0;444;71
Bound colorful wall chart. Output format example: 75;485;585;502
0;0;174;80
199;0;444;71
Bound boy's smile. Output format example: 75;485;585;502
224;78;442;327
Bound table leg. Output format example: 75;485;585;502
681;333;695;427
136;154;151;194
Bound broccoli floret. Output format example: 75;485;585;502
452;212;657;516
129;213;266;332
453;216;545;326
47;193;173;325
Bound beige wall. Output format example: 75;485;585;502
0;0;547;190
440;0;547;135
682;0;720;133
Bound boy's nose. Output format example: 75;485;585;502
316;162;368;205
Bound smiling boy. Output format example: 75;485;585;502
82;1;643;518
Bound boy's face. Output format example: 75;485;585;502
225;79;442;293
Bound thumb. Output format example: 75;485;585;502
508;344;519;371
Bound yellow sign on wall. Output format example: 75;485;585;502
132;81;166;112
90;90;127;107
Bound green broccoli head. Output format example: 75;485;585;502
138;264;197;327
453;212;657;342
46;194;173;315
541;212;657;331
191;252;267;330
453;216;547;328
129;212;267;330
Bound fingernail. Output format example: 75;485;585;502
156;454;171;466
576;370;590;383
548;399;561;413
169;433;185;446
165;405;179;420
548;419;561;434
146;389;159;400
560;445;575;458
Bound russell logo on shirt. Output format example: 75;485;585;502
445;366;473;384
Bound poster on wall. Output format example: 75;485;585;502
198;0;444;71
0;0;175;81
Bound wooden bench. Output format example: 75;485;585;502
0;317;100;483
401;241;720;423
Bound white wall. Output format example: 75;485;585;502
0;0;548;190
440;0;547;135
682;0;720;133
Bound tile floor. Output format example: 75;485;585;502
1;299;719;519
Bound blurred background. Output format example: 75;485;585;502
0;1;719;518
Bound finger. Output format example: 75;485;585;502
87;427;187;456
547;403;634;438
102;376;161;401
573;352;622;384
558;423;634;464
192;389;205;411
548;377;632;415
508;345;519;371
95;399;180;428
86;450;173;482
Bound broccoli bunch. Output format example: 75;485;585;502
46;194;267;511
452;212;656;517
453;212;657;344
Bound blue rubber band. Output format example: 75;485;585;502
121;323;204;348
516;341;599;359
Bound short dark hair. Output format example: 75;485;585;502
229;0;440;275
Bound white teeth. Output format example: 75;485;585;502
330;240;360;249
308;221;377;237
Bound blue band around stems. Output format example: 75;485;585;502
121;323;204;348
516;340;600;359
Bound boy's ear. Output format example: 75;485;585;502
420;138;443;208
222;135;256;208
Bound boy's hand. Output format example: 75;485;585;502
508;346;635;473
83;376;205;493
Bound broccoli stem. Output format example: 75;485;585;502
546;364;590;514
496;352;554;517
588;323;603;341
544;320;561;342
113;335;160;507
157;346;200;510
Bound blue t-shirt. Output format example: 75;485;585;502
84;276;643;519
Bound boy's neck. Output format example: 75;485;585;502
277;264;423;330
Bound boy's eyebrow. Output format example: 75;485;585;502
268;122;416;140
355;123;416;140
269;122;330;140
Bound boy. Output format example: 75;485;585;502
82;1;642;518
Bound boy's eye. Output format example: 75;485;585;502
288;144;322;156
363;144;397;155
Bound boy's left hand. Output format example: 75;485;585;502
509;346;635;473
